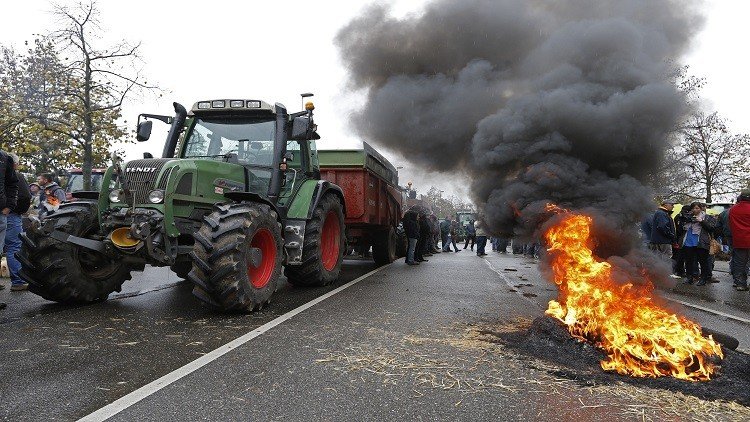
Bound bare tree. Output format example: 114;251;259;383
49;0;157;189
677;112;750;202
651;68;750;204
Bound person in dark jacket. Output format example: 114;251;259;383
649;199;676;257
680;202;717;286
672;205;691;277
0;150;18;299
440;218;451;252
403;211;419;265
463;220;476;250
729;190;750;291
5;154;30;291
0;150;19;246
416;213;431;262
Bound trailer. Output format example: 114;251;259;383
318;142;406;265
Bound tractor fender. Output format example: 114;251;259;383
223;191;282;223
308;181;345;220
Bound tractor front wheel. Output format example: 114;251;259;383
189;202;282;312
18;203;132;303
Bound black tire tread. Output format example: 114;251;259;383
284;194;345;287
19;203;132;303
188;202;282;312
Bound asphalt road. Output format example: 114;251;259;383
1;251;749;421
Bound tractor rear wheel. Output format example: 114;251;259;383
18;203;132;303
372;227;397;265
189;202;282;312
284;194;345;287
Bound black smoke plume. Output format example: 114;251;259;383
336;0;703;256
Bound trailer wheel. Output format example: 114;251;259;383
373;227;397;265
18;203;132;303
189;202;282;312
285;194;345;287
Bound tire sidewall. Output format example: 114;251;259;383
240;213;283;305
316;195;345;283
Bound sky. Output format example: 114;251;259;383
1;0;748;201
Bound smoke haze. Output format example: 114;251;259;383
336;0;704;250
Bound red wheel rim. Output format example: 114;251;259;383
248;228;276;289
321;210;341;271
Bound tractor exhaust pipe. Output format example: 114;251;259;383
162;102;187;158
267;103;288;203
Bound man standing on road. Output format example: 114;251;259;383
463;220;476;251
448;220;460;253
5;154;31;291
403;211;419;266
416;213;431;262
440;218;451;252
649;199;676;258
729;190;750;291
475;220;488;256
0;150;19;302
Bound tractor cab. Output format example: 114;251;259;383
178;99;321;204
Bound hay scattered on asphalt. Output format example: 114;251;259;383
314;317;750;420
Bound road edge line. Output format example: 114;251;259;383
662;296;750;325
78;264;391;422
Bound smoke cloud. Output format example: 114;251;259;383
336;0;704;250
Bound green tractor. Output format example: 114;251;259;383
19;97;347;311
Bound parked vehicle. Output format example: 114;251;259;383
455;210;476;241
64;168;107;201
19;97;356;312
318;143;406;265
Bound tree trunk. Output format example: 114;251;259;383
704;152;711;203
82;43;93;191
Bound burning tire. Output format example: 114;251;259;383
372;227;397;265
285;194;345;287
189;202;282;312
18;203;132;303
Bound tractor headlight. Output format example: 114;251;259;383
148;190;165;204
109;189;123;203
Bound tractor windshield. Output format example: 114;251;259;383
183;117;276;168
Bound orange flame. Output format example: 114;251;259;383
544;208;723;381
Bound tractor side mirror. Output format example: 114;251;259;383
143;152;154;159
136;120;153;142
290;116;312;140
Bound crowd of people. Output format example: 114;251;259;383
643;191;750;291
402;211;514;265
0;149;67;310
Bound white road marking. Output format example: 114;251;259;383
662;296;750;325
78;264;391;422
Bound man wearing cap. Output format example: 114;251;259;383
649;199;676;258
729;189;750;291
